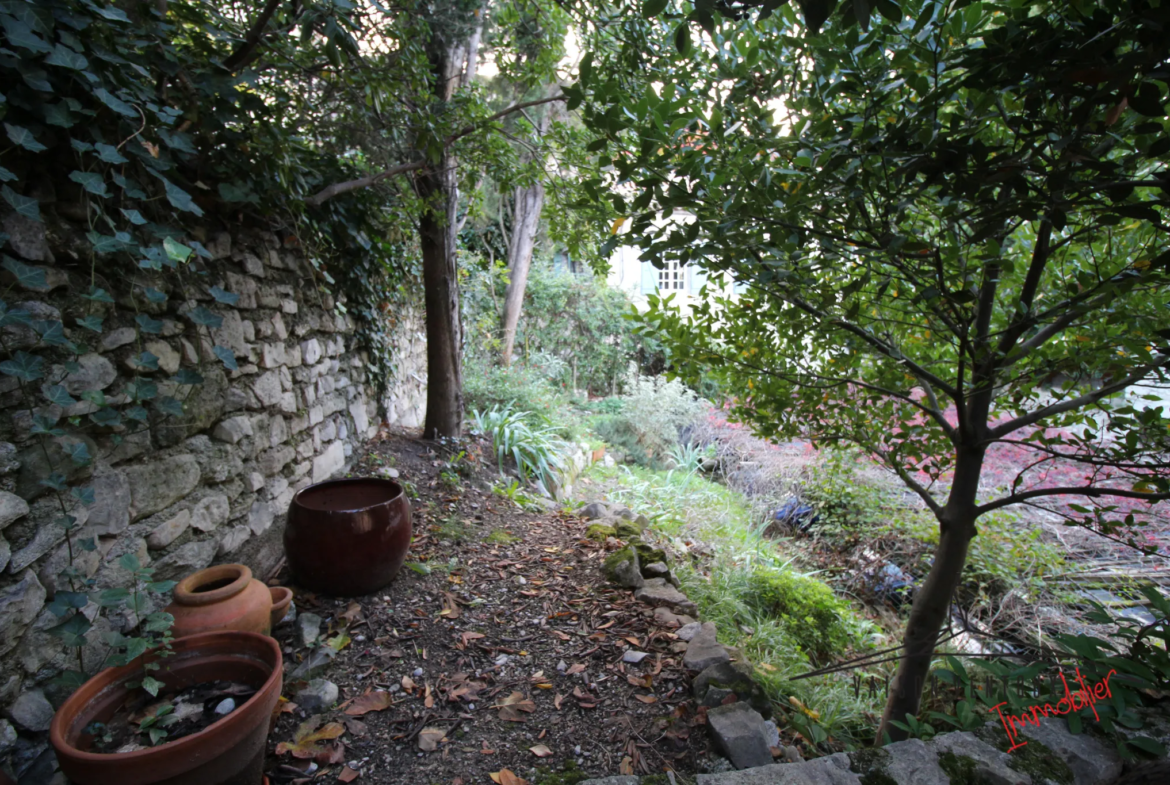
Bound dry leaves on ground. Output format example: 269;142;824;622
490;769;529;785
344;690;395;716
274;715;347;764
417;727;446;752
493;691;536;722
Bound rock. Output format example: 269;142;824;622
0;533;8;571
145;341;181;374
217;525;251;556
146;509;191;550
695;754;857;784
290;646;336;680
0;571;46;657
708;703;774;770
190;493;230;532
248;501;274;535
9;688;54;731
879;738;950;785
694;661;772;718
677;622;703;641
301;338;322;365
311;441;345;483
100;327;137;351
782;745;803;764
644;562;670;578
377;467;399;479
653;606;690;628
585;522;617;541
685;622;730;672
602;547;644;589
0;719;17;755
260;445;296;477
62;353;116;395
86;468;130;536
1018;716;1122;785
926;731;1028;785
214;697;236;715
252;371;283;407
124;454;200;520
622;650;650;664
762;722;780;749
16;435;97;500
612;507;636;520
152;539;216;582
298;612;322;646
578;778;640;785
635;514;650;528
577;501;609;520
635;578;697;615
2;205;52;261
615;520;644;540
212;415;253;444
0;490;29;530
295;679;338;713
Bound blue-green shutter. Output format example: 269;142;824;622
690;266;707;294
640;261;658;294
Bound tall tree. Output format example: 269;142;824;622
579;0;1170;742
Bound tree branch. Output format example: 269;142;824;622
223;0;286;72
978;485;1170;515
305;95;566;207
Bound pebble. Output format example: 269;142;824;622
622;650;650;664
494;654;510;666
214;698;236;715
556;660;568;672
388;684;402;694
574;745;582;755
468;703;476;711
412;667;424;677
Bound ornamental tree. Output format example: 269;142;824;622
578;0;1170;741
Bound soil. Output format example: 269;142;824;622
91;679;256;753
264;427;715;785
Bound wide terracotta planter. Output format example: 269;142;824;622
284;477;411;596
50;631;282;785
166;564;273;640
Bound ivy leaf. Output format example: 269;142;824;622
217;182;256;203
92;87;137;118
97;588;130;607
30;414;63;436
2;256;47;289
42;384;78;407
120;208;147;225
143;287;167;304
22;68;52;93
132;352;159;371
66;440;92;466
126;380;157;400
41;473;68;492
135;315;163;338
188;306;223;329
0;16;51;53
89;408;121;427
43;102;75;128
92;5;131;22
172;368;204;385
124;405;149;422
87;231;128;255
163;236;193;264
48;591;90;618
213;345;238;371
0;166;15;182
154;175;204;216
5;123;47;152
2;185;40;221
209;286;239;306
189;240;213;259
157;128;197;155
45;43;88;70
154;396;183;417
71;485;96;506
112;172;147;199
47;612;92;647
69;171;110;198
76;315;104;333
0;350;44;381
94;143;128;164
34;319;72;348
83;286;115;303
70;138;94;153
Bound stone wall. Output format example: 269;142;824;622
0;224;426;774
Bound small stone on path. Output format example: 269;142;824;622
295;679;339;713
677;621;702;641
297;612;322;647
684;622;730;672
622;650;650;664
707;702;774;770
635;577;697;615
578;501;609;519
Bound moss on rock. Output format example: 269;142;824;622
615;520;644;540
585;522;617;541
849;747;897;785
937;751;995;785
974;724;1074;785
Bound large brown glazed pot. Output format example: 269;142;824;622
284;477;411;596
50;631;282;785
165;564;273;639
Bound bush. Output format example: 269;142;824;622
471;405;564;489
745;567;854;662
588;376;706;468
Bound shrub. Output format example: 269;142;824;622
589;375;707;468
745;567;854;662
471;405;564;489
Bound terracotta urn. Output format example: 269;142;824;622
166;564;273;639
50;631;282;785
284;477;411;596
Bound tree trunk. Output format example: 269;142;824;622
876;448;985;743
499;178;545;366
417;35;469;440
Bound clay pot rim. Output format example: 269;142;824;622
173;563;252;607
291;477;404;514
49;631;281;765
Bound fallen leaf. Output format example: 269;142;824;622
402;675;417;692
339;602;363;623
418;727;445;752
460;631;485;648
494;691;537;722
345;691;394;716
490;769;528;785
566;663;586;675
619;757;634;775
635;694;658;704
338;766;361;782
342;718;369;737
530;744;553;758
327;633;352;652
275;715;346;762
554;694;564;710
481;741;496;755
439;592;461;620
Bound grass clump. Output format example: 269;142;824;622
484;529;519;545
745;567;854;662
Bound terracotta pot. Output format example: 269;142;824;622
50;631;282;785
284;477;411;596
166;564;273;640
268;586;292;628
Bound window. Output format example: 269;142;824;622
657;260;686;291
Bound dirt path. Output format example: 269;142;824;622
264;429;711;785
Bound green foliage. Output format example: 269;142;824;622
588;375;706;468
471;405;564;489
745;567;854;662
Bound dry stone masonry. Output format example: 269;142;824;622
0;226;427;772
